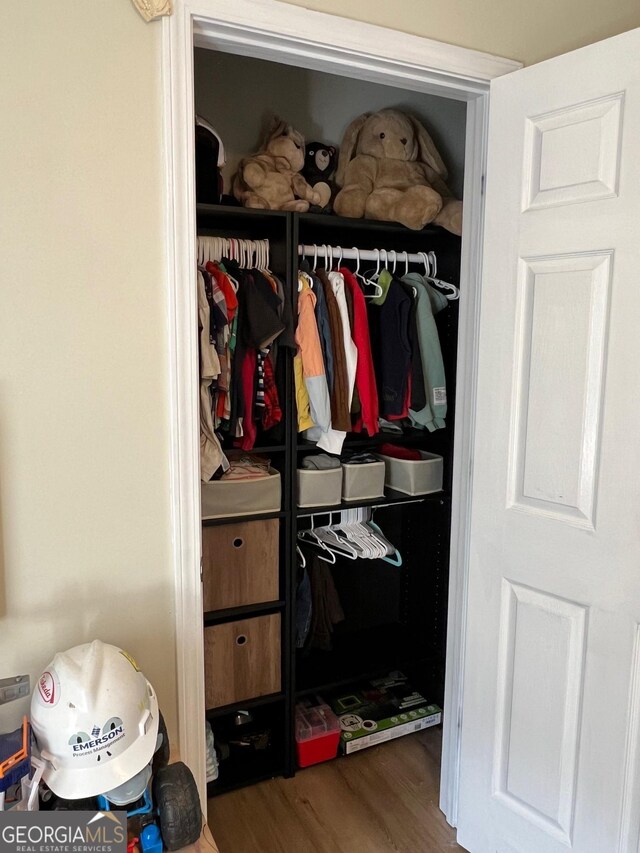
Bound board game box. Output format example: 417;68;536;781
323;671;442;754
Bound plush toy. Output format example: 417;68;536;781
232;117;323;212
333;109;462;235
302;142;337;211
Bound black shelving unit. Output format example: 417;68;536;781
197;202;460;797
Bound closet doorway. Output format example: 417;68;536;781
162;0;521;834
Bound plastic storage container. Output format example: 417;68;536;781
342;460;385;501
377;451;443;496
295;703;341;767
201;468;281;520
297;466;342;508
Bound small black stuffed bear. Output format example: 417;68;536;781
302;142;338;212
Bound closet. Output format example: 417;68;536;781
194;48;465;798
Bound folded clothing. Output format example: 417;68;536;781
300;453;341;471
378;418;404;434
222;452;272;481
340;451;379;465
378;444;422;461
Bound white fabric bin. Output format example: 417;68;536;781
201;468;281;519
342;461;385;501
376;451;443;496
297;466;342;508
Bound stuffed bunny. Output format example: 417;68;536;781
233;117;323;212
333;109;462;235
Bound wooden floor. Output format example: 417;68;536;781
208;728;465;853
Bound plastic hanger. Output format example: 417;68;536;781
297;516;336;563
352;247;364;283
420;250;459;301
369;520;403;566
296;545;306;569
362;248;383;299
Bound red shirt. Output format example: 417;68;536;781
340;268;379;436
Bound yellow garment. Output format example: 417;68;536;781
294;352;315;431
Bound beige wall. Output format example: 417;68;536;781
282;0;640;65
0;0;176;740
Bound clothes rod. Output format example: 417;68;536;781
298;245;429;265
297;497;427;519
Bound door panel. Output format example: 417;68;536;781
457;28;640;853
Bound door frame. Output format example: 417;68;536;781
161;0;521;817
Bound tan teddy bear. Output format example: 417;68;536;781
334;109;462;235
233;117;325;212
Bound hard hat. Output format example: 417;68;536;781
30;640;159;800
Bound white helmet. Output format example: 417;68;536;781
30;640;159;800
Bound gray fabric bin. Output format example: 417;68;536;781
377;451;443;496
201;468;281;519
342;461;385;501
297;466;342;508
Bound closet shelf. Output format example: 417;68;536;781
299;210;457;239
296;489;445;517
202;510;286;527
205;691;286;720
297;429;439;452
207;763;285;799
295;623;439;697
232;443;286;454
196;202;287;222
196;201;462;241
204;600;286;627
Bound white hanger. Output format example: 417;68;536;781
362;248;383;299
298;516;336;563
296;545;306;569
425;250;460;300
352;246;363;282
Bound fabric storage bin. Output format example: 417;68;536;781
204;614;281;709
295;703;341;767
202;519;279;612
201;468;281;520
377;451;443;496
297;466;342;508
342;460;385;501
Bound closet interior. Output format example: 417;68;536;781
194;47;466;798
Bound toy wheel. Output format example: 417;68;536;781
154;761;201;851
152;710;170;773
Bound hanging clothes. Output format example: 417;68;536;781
294;352;315;432
197;245;293;468
300;261;335;392
307;553;345;651
340;267;379;437
368;269;412;419
402;271;448;431
295;275;331;433
198;269;228;480
306;270;357;455
397;279;427;412
315;269;351;432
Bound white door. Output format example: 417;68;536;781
457;28;640;853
